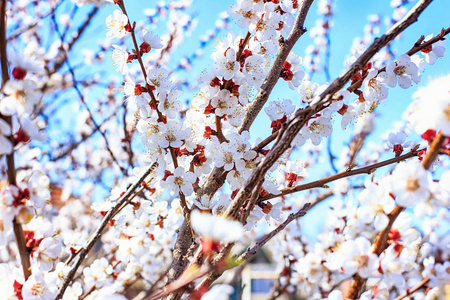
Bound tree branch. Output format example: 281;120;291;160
316;0;434;107
49;112;117;162
394;277;429;300
226;0;434;221
238;0;314;134
346;131;446;299
55;162;158;300
49;6;99;75
50;13;126;174
0;0;32;281
239;203;311;262
258;147;422;202
347;26;450;94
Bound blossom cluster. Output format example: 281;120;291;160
0;0;449;299
304;0;334;79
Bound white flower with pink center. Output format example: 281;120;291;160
158;89;182;119
146;67;172;94
385;131;412;157
306;115;333;145
83;257;113;288
357;180;395;231
242;54;266;88
362;69;388;102
212;48;240;81
207;141;242;171
251;7;280;42
420;33;446;65
285;52;305;89
158;120;190;148
0;79;42;116
8;51;44;78
228;0;262;29
138;29;163;49
298;81;324;104
32;237;63;271
28;170;51;209
264;98;295;121
390;161;430;207
22;272;57;300
325;236;378;278
164;167;197;196
378;54;420;89
211;89;238;117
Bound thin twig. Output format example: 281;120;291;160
116;4;194;233
226;0;435;221
122;101;135;169
0;0;32;281
239;203;311;262
49;112;117;162
50;13;126;174
145;266;211;300
240;179;264;223
316;0;434;107
394;277;430;300
49;7;99;74
238;0;314;134
267;257;294;300
346;132;446;299
7;0;63;41
346;26;450;94
55;162;158;299
258;147;422;202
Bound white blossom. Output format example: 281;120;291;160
390;161;430;207
22;272;57;300
407;74;450;135
378;54;420;88
163;167;197;196
138;29;163;49
191;210;243;243
362;70;389;102
202;284;234;300
83;258;113;288
325;237;378;278
106;10;129;39
385;131;412;156
32;237;63;271
212;48;240;80
147;67;172;93
0;80;42;116
111;45;129;75
28;170;51;208
0;118;13;155
420;33;446;65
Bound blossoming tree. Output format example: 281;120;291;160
0;0;449;299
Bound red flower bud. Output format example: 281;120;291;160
420;44;432;53
337;103;348;116
421;129;436;143
14;280;23;300
14;129;30;145
393;144;404;157
140;42;151;53
12;67;27;80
